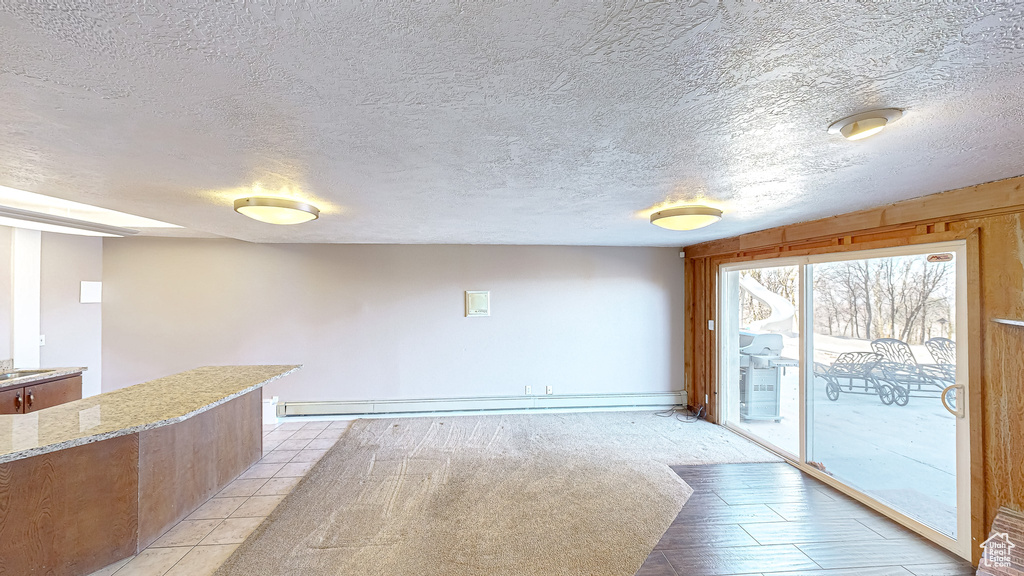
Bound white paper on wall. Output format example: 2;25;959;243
80;281;102;303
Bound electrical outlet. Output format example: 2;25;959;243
525;385;532;395
546;385;553;395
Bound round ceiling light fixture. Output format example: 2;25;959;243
650;205;723;231
828;108;903;141
233;197;320;225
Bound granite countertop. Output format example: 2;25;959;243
0;365;299;464
0;367;87;390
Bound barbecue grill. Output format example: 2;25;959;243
738;330;796;421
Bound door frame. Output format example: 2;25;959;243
714;238;979;561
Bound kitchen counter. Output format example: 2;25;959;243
0;364;300;576
0;364;299;464
0;366;85;389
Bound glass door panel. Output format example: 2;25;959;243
806;250;961;539
721;264;800;457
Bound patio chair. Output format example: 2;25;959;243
813;352;894;404
925;337;956;365
870;338;945;406
924;337;956;380
924;337;957;406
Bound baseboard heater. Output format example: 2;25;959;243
277;391;685;417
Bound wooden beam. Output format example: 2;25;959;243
965;229;986;565
684;176;1024;258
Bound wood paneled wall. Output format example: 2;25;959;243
682;175;1024;563
138;390;262;549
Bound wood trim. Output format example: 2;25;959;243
684;176;1024;258
966;229;986;565
683;255;695;409
714;230;968;264
706;258;720;423
685;256;720;423
688;257;704;417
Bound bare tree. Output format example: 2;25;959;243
805;255;954;345
897;259;949;342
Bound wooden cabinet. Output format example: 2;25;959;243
0;386;25;414
25;375;82;412
0;373;82;414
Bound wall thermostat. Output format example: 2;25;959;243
465;291;490;317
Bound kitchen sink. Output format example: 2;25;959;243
0;369;55;381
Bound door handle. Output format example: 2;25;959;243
941;384;965;418
14;392;21;411
26;390;34;409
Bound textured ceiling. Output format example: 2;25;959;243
1;1;1023;246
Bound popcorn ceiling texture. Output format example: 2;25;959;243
0;1;1022;246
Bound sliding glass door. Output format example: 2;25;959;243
719;242;971;559
721;264;801;457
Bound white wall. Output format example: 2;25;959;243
0;227;11;360
101;239;685;403
11;229;40;368
40;233;103;396
1;227;102;393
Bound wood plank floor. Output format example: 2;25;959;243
635;462;975;576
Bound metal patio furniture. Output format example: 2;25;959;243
813;351;896;404
924;337;957;382
924;337;958;408
870;338;946;406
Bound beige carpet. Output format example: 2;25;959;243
215;411;778;576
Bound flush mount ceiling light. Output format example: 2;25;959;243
234;197;320;225
650;205;723;231
0;205;139;237
828;108;903;141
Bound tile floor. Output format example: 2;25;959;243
87;418;352;576
635;462;975;576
